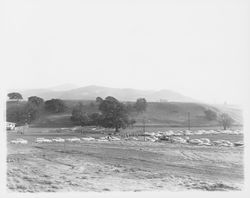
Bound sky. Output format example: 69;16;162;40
2;0;250;105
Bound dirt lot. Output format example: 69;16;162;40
7;128;244;192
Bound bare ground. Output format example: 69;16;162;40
7;138;244;192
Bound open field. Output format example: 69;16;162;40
7;127;244;192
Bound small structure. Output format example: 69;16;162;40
6;122;16;130
16;123;29;134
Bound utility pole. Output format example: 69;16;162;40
187;112;190;130
142;116;146;133
142;116;146;141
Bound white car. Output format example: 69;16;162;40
36;138;52;143
82;137;95;141
145;137;157;142
97;139;108;142
35;138;45;143
144;132;154;136
200;138;211;144
52;138;65;142
171;137;187;144
218;143;233;147
66;137;81;142
164;131;174;136
43;139;52;143
109;136;121;141
189;139;203;145
10;138;28;144
213;140;233;147
199;143;212;146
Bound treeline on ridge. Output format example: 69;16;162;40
6;92;235;130
6;92;147;131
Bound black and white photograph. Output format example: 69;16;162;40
1;0;250;197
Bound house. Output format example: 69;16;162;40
6;122;16;130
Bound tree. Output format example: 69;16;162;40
204;109;217;121
71;102;88;125
7;104;26;124
71;102;104;126
28;96;44;107
99;96;130;132
125;103;135;114
77;114;91;126
7;101;40;124
71;102;83;121
96;97;103;104
23;102;40;123
128;118;136;128
70;97;135;131
89;101;95;108
44;99;66;113
218;113;234;130
7;92;23;101
134;98;147;113
89;112;103;126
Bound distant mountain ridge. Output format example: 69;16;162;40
14;85;197;102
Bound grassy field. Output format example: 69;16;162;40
7;127;244;192
7;100;243;128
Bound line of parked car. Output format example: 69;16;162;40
142;130;244;147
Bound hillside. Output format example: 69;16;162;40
7;100;242;128
131;102;242;127
12;85;196;102
212;104;243;124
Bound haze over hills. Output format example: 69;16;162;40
47;83;79;91
14;85;197;103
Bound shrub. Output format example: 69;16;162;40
45;99;66;113
204;109;217;121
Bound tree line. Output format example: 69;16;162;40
7;93;67;125
7;92;147;131
7;92;235;130
71;97;147;132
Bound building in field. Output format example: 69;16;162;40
6;122;16;130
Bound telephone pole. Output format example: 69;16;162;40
187;112;190;130
142;116;146;141
142;116;146;133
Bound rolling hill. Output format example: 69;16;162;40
7;100;242;128
12;85;196;102
7;85;243;128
